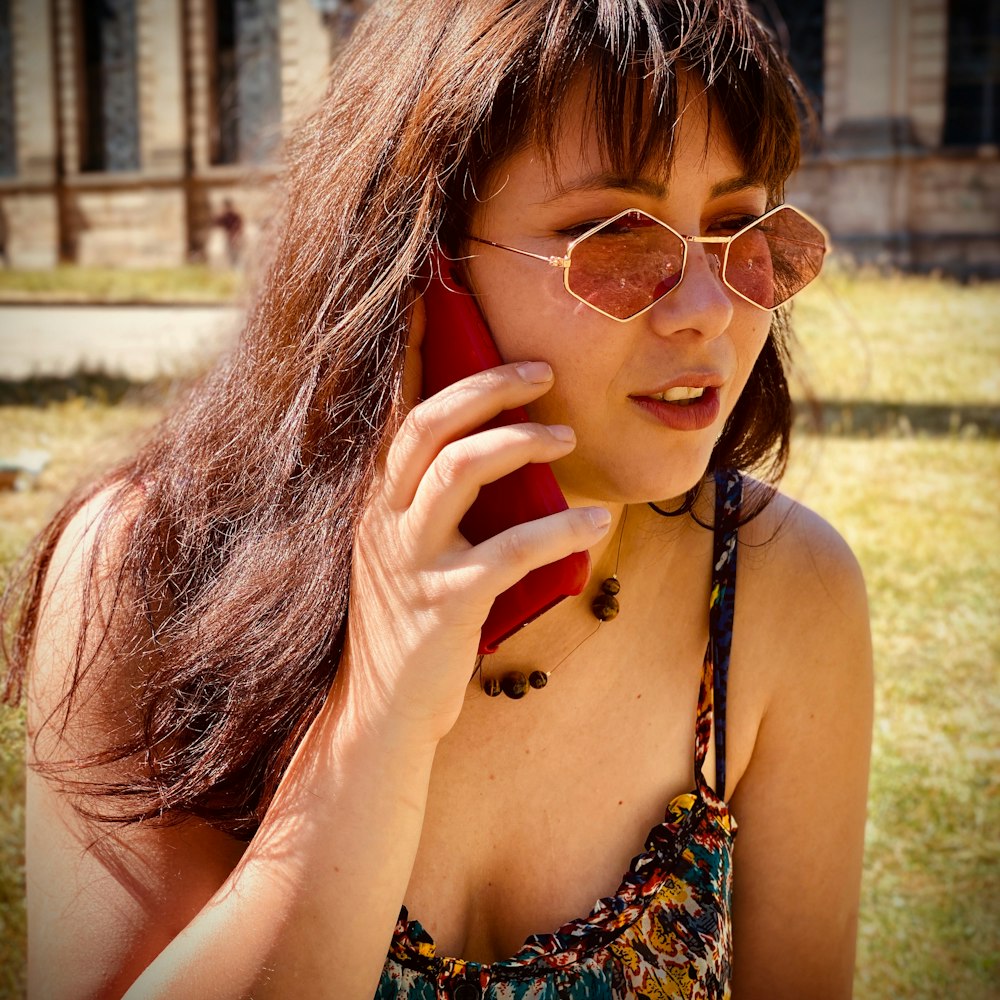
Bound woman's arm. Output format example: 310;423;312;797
729;502;874;999
26;322;611;999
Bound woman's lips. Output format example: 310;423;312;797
629;385;721;431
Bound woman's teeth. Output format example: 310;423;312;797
650;386;707;404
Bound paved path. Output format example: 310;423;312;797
0;304;243;381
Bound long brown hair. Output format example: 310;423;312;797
5;0;805;839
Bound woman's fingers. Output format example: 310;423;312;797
457;505;611;601
405;420;577;552
380;361;555;511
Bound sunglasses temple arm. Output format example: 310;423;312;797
466;235;569;268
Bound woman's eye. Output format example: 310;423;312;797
560;213;654;240
559;220;613;239
708;214;760;236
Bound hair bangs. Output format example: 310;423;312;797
454;0;802;222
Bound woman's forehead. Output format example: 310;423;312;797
483;86;748;207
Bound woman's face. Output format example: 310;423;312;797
462;84;773;508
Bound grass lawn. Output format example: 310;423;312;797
784;435;999;997
0;265;241;304
1;262;997;403
791;266;1000;406
0;271;998;997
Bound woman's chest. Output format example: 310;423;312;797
402;649;709;964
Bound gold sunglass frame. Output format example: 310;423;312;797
466;203;830;322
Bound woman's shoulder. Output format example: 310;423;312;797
724;483;873;988
34;480;142;629
731;479;872;701
24;486;252;1000
736;479;867;614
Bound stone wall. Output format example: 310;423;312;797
66;185;187;268
788;151;1000;276
1;0;58;267
785;0;1000;276
1;191;58;268
909;154;1000;274
189;173;283;268
1;0;327;269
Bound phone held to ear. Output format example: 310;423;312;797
421;247;591;655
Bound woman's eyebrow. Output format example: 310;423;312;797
538;171;763;203
540;172;666;202
708;174;764;198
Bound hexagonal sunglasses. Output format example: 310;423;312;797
466;204;829;322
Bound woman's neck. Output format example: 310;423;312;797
470;497;707;697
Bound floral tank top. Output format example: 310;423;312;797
376;471;743;1000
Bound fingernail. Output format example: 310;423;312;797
548;424;574;442
588;507;612;530
516;361;553;383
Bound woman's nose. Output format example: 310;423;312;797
648;242;733;341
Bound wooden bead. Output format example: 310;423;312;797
483;566;625;699
483;676;502;697
591;594;619;621
500;672;528;699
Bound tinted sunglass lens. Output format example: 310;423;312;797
726;207;827;309
567;212;685;320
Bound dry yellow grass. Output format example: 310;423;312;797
0;265;240;304
791;268;1000;406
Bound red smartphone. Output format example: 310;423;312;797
420;247;591;655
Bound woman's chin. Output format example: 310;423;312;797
552;455;714;510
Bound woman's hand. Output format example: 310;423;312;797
337;298;612;745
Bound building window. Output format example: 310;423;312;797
212;0;282;165
0;0;16;177
751;0;825;122
79;0;140;172
944;0;999;146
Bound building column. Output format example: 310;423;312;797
821;0;923;264
138;0;186;176
12;0;57;182
280;0;330;130
187;0;213;172
4;0;59;266
53;0;80;177
833;0;916;150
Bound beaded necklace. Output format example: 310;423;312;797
475;505;628;700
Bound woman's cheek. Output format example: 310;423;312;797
737;316;773;385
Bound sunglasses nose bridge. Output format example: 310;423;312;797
679;237;725;287
636;232;727;318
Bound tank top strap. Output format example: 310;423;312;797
694;469;743;799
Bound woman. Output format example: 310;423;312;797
10;2;872;997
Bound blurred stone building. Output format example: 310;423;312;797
774;0;1000;277
0;0;996;274
0;0;340;268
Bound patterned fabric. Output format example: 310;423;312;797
377;471;744;1000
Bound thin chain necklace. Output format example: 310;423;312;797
476;506;629;699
